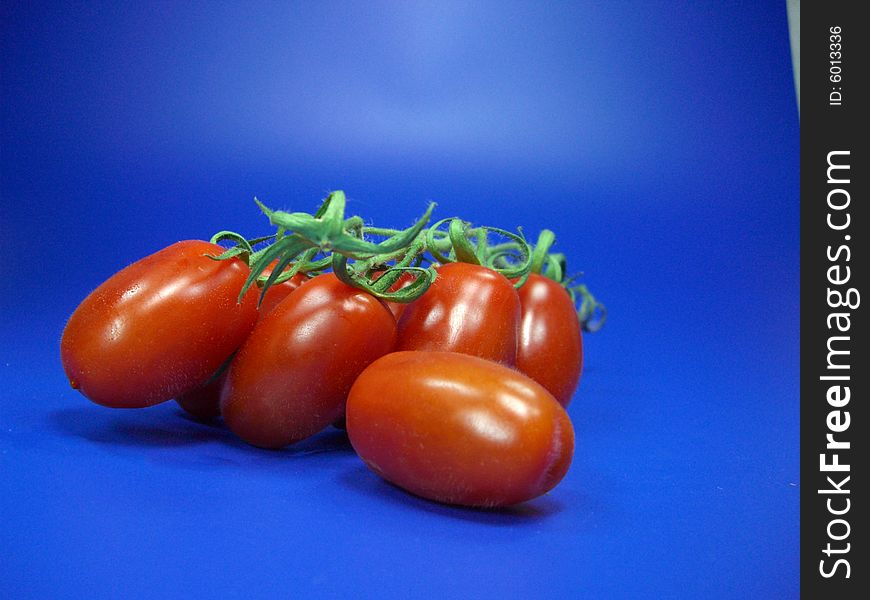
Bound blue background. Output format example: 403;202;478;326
1;2;799;598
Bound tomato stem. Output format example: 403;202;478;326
572;283;607;332
448;219;483;265
529;230;556;275
205;190;606;331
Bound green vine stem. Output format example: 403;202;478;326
209;191;435;305
424;217;532;284
332;253;437;302
206;190;606;331
448;219;482;265
256;191;434;259
528;230;556;275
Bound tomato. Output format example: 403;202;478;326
221;273;397;449
256;270;309;321
395;262;520;364
346;351;574;507
176;370;227;420
61;240;259;408
174;268;308;420
516;274;583;406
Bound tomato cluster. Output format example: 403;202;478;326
61;194;604;508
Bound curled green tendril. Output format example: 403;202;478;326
207;190;605;332
424;218;532;284
572;283;607;332
206;231;261;262
233;191;435;304
542;253;567;283
331;253;437;302
424;218;456;264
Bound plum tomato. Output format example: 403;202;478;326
174;269;308;420
61;240;259;408
221;273;397;449
346;351;575;507
516;274;583;406
256;268;309;321
176;370;228;420
395;262;520;364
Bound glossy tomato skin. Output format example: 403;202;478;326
516;274;584;407
346;351;575;507
174;271;308;419
221;273;397;449
256;271;309;321
61;240;259;408
396;262;520;365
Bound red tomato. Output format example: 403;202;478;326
176;370;228;420
174;269;308;420
61;240;259;408
346;351;574;507
516;274;583;406
396;262;520;364
221;273;397;449
256;269;309;321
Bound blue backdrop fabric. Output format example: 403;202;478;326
1;2;799;598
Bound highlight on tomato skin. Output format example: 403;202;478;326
516;273;584;407
60;240;259;409
395;262;521;365
346;351;575;508
220;273;398;449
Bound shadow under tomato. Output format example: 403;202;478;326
48;406;232;447
338;464;567;526
47;406;354;458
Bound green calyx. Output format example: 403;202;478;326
209;190;435;305
206;190;606;331
258;191;434;259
